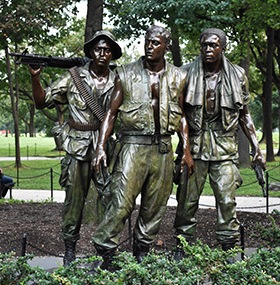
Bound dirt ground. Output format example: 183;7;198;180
0;202;277;258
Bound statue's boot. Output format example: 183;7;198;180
91;244;116;272
222;243;236;264
174;238;186;261
133;239;150;263
63;240;76;267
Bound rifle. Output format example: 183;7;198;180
250;148;266;197
9;49;91;69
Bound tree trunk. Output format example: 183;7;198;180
265;26;275;162
238;34;251;167
29;104;35;137
259;81;267;144
85;0;103;43
4;44;21;168
170;26;182;67
277;88;280;156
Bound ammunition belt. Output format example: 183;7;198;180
68;117;100;131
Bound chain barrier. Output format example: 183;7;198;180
4;234;62;257
21;162;61;170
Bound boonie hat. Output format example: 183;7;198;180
84;30;122;60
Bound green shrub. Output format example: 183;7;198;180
253;209;280;248
1;240;280;284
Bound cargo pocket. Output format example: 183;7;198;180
59;155;72;188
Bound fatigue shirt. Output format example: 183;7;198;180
116;56;187;137
181;55;250;162
44;62;116;161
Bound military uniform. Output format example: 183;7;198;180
92;56;187;249
174;55;250;245
45;62;116;243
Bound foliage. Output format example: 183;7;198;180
1;240;280;284
253;209;280;248
249;90;279;131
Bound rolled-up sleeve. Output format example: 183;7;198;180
44;71;72;108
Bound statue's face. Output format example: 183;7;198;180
90;39;112;68
144;32;167;63
200;34;223;64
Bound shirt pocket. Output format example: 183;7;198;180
71;91;87;110
168;102;183;133
118;103;144;131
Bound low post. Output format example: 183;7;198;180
266;171;269;214
240;223;245;260
16;158;19;189
22;234;27;256
51;167;53;200
128;216;132;248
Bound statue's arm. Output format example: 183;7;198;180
92;75;123;173
178;86;194;175
239;105;266;169
28;66;46;109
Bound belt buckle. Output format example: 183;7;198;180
152;134;159;144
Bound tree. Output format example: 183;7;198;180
85;0;103;42
0;0;80;165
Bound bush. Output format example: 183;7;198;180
253;209;280;248
1;240;280;285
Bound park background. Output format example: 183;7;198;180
1;0;280;195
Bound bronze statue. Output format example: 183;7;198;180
173;28;266;261
92;25;194;269
28;30;122;266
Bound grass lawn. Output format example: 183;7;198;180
0;135;65;157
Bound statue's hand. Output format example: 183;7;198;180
28;65;42;77
181;152;195;177
91;145;107;173
252;148;266;170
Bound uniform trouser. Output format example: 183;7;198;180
92;143;174;250
174;159;243;245
60;153;110;243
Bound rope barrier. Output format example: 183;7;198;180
7;171;51;180
26;242;62;257
21;162;61;169
5;242;23;254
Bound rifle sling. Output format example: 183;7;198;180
69;66;105;122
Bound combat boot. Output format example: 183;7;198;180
63;240;76;267
92;244;116;271
174;238;185;261
222;243;236;264
133;239;150;263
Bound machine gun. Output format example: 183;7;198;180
250;148;266;197
9;49;91;69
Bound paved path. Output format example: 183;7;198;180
7;188;280;214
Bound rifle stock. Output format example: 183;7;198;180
250;149;266;197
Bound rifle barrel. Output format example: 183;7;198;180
9;52;91;69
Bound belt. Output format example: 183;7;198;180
68;117;101;131
120;134;171;145
201;120;223;131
